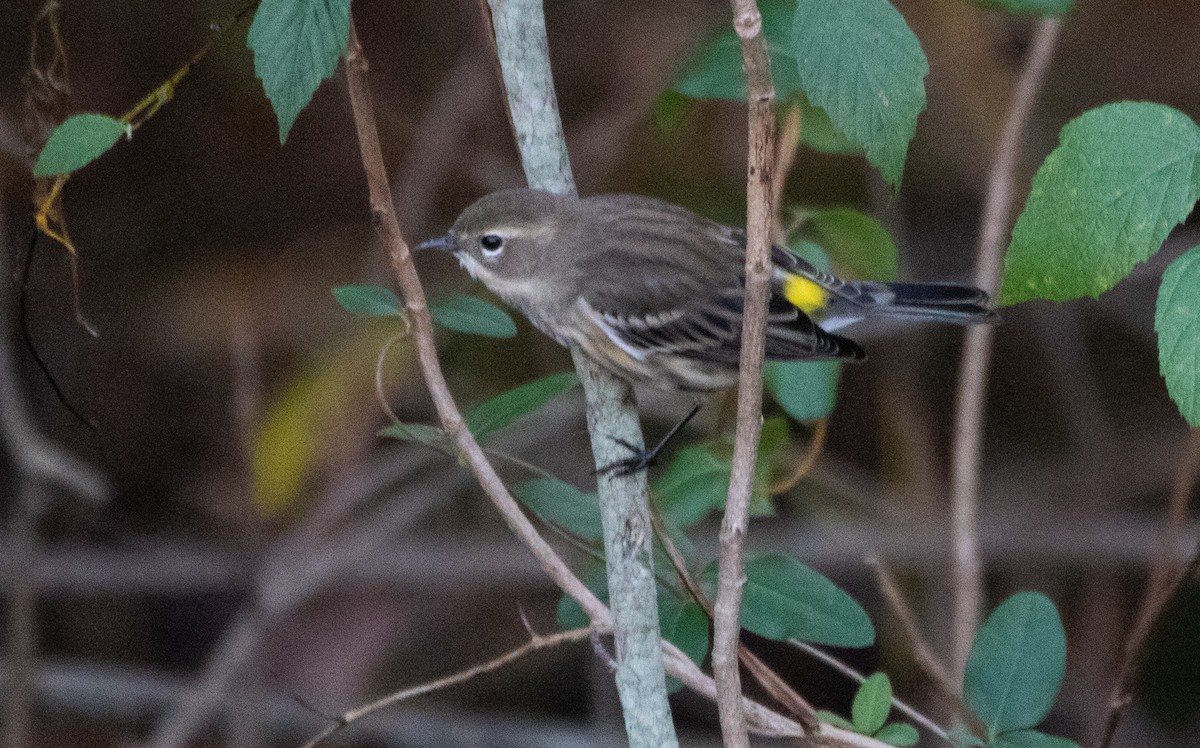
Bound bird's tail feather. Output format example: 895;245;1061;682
823;281;997;330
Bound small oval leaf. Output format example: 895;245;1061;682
852;672;893;735
804;207;900;281
964;592;1067;737
1155;245;1200;426
332;284;403;317
466;372;580;443
33;114;127;177
430;293;518;338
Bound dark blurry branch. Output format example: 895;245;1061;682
866;556;955;696
482;1;678;744
714;3;776;745
143;454;454;748
948;17;1060;676
0;217;107;748
1098;427;1200;748
301;626;598;748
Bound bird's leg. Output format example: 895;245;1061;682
597;402;703;477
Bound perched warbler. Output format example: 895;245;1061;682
418;189;995;393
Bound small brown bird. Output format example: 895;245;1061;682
419;189;995;393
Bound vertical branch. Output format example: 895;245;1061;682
713;2;776;746
484;2;678;745
948;17;1060;676
1098;427;1200;748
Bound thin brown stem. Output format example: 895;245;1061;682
713;4;777;746
948;17;1060;677
342;19;609;625
1098;427;1200;748
301;627;599;748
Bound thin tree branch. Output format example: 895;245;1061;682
714;3;777;746
947;17;1060;677
866;556;955;695
1098;427;1200;748
301;627;600;748
483;2;678;744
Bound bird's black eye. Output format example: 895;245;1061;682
480;234;505;257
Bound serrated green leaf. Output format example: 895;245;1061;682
875;722;920;746
378;422;450;451
674;0;802;101
1002;103;1200;305
466;372;580;442
514;478;602;541
817;709;856;730
765;360;841;422
852;672;893;735
964;592;1066;738
797;95;860;154
1155;246;1200;426
968;0;1072;16
805;207;900;281
429;293;517;338
793;0;928;188
248;0;351;143
332;284;403;317
992;729;1080;748
702;553;874;647
33;114;127;177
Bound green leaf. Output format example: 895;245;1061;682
817;709;856;730
378;421;450;451
556;562;606;630
875;722;920;747
33;114;127;177
968;0;1072;16
332;284;403;317
429;293;517;338
964;592;1067;738
992;729;1080;748
1155;246;1200;426
797;95;860;154
1002;102;1200;305
658;591;709;666
765;359;841;422
703;553;874;647
514;478;602;542
792;0;928;188
674;0;802;101
248;0;351;143
805;207;900;281
654;418;787;526
466;372;580;442
852;672;893;735
947;724;987;748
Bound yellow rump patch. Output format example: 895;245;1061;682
783;274;829;314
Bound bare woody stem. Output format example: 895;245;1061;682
342;17;609;627
948;17;1060;677
713;2;776;747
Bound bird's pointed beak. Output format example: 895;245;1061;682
416;234;455;252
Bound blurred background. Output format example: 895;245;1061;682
1;0;1199;746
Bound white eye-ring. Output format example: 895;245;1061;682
480;234;505;260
